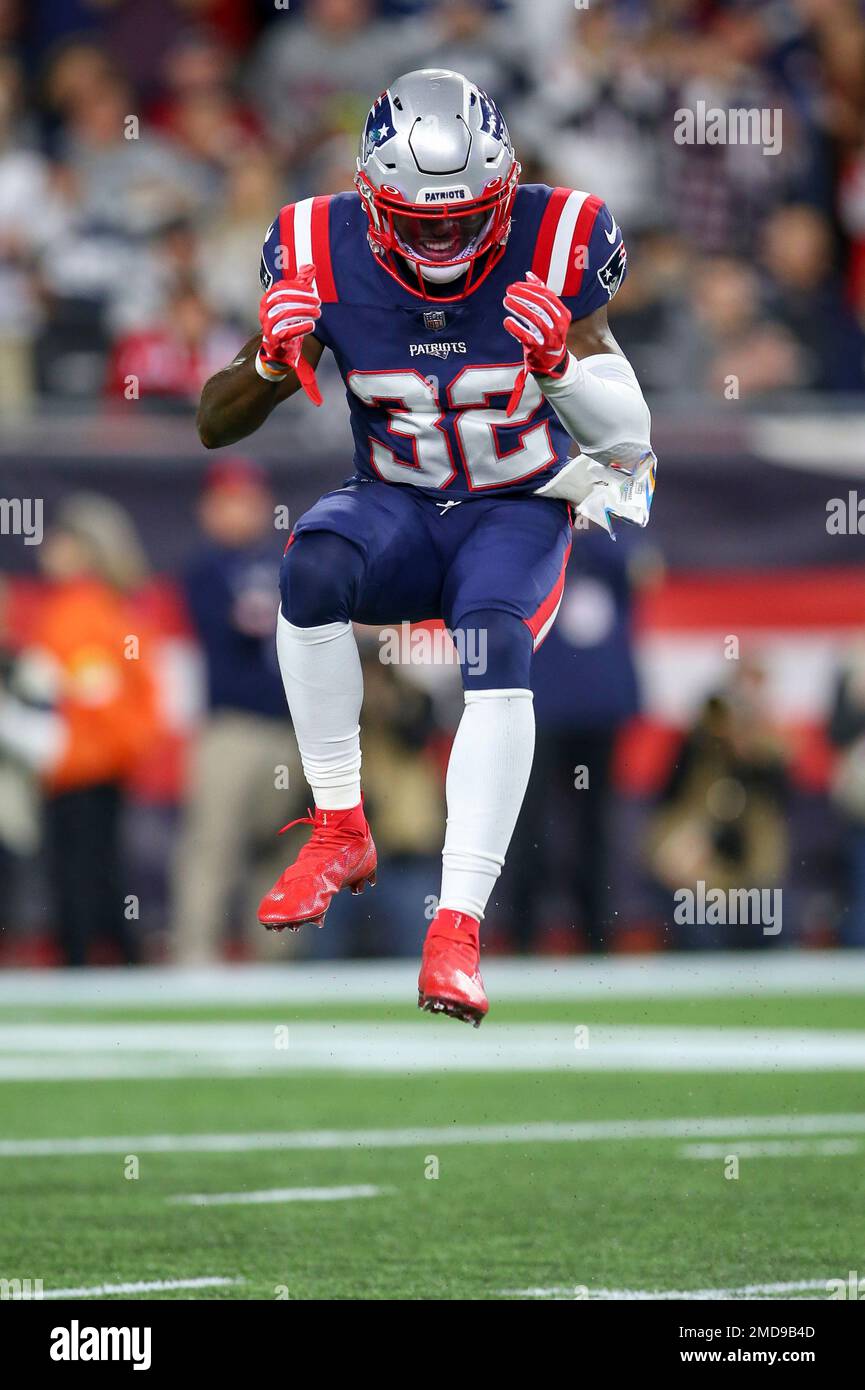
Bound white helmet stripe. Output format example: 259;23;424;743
547;189;589;295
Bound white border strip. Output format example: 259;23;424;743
4;1112;865;1158
169;1184;390;1207
681;1138;861;1160
41;1276;243;1300
502;1278;831;1301
1;952;863;1008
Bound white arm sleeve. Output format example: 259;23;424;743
537;351;652;469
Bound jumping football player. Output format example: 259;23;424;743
197;69;656;1025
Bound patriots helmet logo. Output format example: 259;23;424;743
597;241;627;299
363;92;397;160
259;221;275;290
476;88;512;151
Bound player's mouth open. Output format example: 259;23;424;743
394;212;487;263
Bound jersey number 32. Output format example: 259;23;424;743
347;366;556;490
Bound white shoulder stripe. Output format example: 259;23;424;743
546;189;589;295
292;197;316;285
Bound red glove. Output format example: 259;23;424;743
257;263;322;406
502;270;571;416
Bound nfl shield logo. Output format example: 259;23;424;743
423;309;447;332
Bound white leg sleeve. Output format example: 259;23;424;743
439;688;535;921
276;613;363;810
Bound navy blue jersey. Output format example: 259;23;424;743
260;185;627;500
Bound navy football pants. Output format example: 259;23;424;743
279;480;572;691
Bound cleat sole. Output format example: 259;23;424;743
349;871;377;896
263;914;325;932
417;992;485;1028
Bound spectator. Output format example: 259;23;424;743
829;644;865;946
147;28;263;168
663;9;796;256
199;154;282;326
522;5;666;233
506;528;643;953
106;214;203;338
344;648;444;957
761;204;865;390
0;576;39;942
839;140;865;317
421;0;528;109
170;460;305;964
679;256;806;399
0;494;157;965
607;229;696;394
106;280;239;407
48;65;209;237
0;54;66;413
249;0;429;170
646;660;790;949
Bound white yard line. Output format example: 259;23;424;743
168;1184;390;1207
680;1138;862;1160
41;1276;243;1300
4;1112;865;1158
2;1021;865;1078
502;1278;832;1301
0;951;862;1008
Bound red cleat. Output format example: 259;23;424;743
258;802;377;931
418;909;488;1027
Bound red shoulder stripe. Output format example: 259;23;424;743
562;194;604;298
277;203;297;279
531;187;572;282
310;195;337;302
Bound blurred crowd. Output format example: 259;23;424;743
0;0;865;414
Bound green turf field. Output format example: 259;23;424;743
1;954;864;1301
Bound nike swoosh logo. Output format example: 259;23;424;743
604;211;618;244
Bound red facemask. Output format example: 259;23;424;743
355;163;521;300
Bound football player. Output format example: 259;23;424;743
197;69;656;1025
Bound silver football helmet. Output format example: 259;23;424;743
356;68;520;298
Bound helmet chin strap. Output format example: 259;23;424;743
419;259;470;284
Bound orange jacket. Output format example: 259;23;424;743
32;579;158;793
